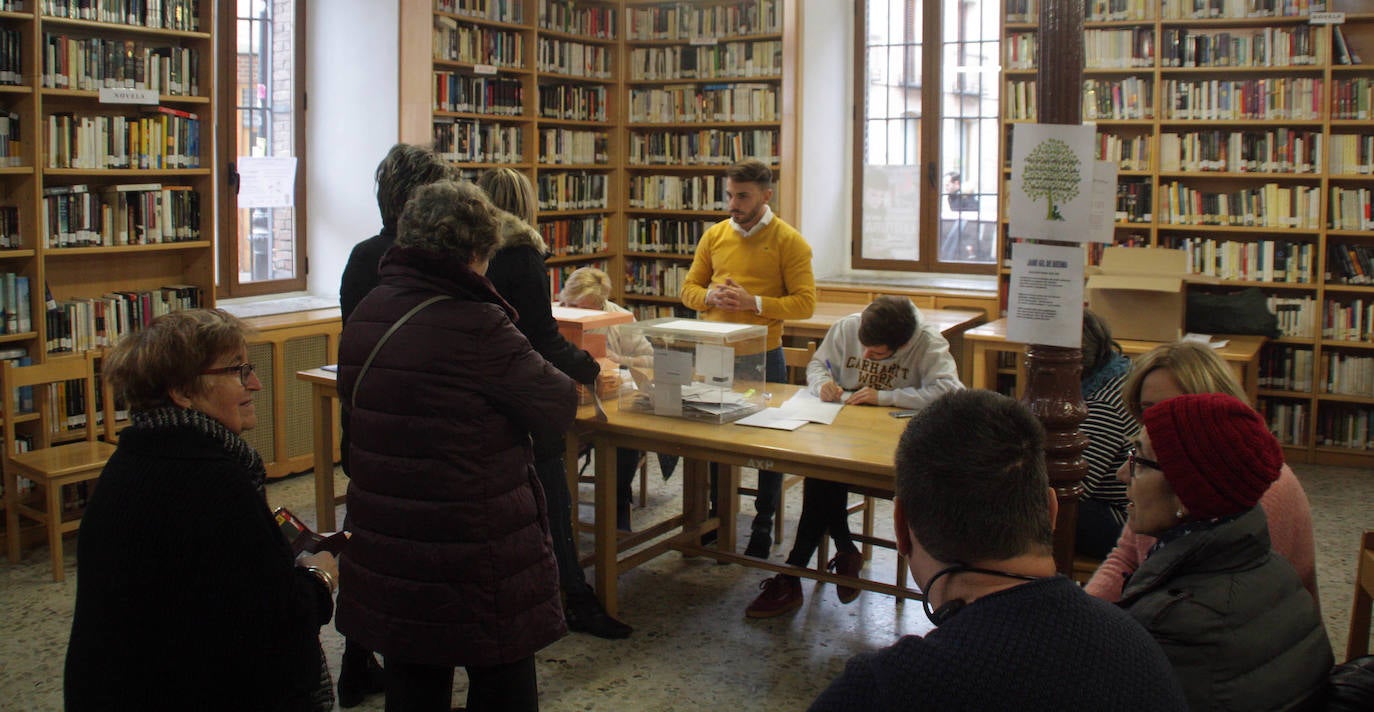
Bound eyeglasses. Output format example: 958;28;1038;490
1127;447;1161;479
201;363;256;386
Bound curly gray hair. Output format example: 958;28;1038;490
374;143;454;232
395;180;502;264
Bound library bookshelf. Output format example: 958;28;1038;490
398;0;798;321
0;0;216;553
999;0;1374;466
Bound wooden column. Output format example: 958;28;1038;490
1028;0;1088;576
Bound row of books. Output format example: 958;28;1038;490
537;83;605;122
536;171;608;212
537;129;608;165
1085;28;1157;69
1095;131;1151;170
42;35;199;96
1268;295;1317;338
1086;0;1150;21
40;0;202;32
1332;25;1363;66
1160;26;1322;69
625;1;781;41
432;118;522;164
535;38;612;80
431;73;522;116
626;218;709;255
0;273;32;334
1159;181;1321;229
0;27;20;87
1329;243;1374;284
1158;129;1321;174
1329;187;1374;232
1004;79;1037;121
1317;406;1374;450
0;346;34;415
0;206;18;248
624;259;690;298
0;111;20;168
46;107;202;170
538;1;614;40
628;41;783;81
437;0;522;24
46;285;202;354
42;183;199;247
1322;298;1374;342
1333;78;1374;121
1115;181;1153;223
1324;352;1374;398
1258;399;1305;446
626;128;779;166
433;19;524;68
1260;344;1313;392
1004;0;1039;23
1162;77;1323;121
1161;0;1324;19
1088;233;1148;266
628;83;779;124
1006;32;1037;71
1329;134;1374;175
548;259;606;297
1167;236;1315;283
537;216;606;256
1083;77;1153;121
627;175;727;212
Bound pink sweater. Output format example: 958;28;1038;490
1085;464;1318;605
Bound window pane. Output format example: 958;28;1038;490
860;0;923;262
234;0;297;284
937;0;997;265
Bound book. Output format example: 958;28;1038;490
273;507;349;556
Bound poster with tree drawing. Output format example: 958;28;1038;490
1008;123;1096;241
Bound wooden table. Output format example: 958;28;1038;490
573;384;917;616
783;304;984;342
965;318;1266;403
297;367;345;532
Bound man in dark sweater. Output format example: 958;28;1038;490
810;390;1187;711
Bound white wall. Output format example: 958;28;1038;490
797;0;852;276
305;0;399;299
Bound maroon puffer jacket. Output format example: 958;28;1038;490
335;246;577;667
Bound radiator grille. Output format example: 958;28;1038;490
243;342;275;458
284;335;329;458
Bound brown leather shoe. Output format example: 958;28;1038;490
828;550;865;604
745;574;803;618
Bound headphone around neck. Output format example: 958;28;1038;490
921;563;1043;626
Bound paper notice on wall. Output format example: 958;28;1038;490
1006;242;1084;348
695;344;734;387
1008;123;1096;242
1086;160;1118;243
236;156;297;208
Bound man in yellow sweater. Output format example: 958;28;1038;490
681;158;816;558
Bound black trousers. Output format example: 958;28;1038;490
384;656;537;712
709;347;787;534
534;453;590;593
785;479;858;567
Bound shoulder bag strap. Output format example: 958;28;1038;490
350;294;452;408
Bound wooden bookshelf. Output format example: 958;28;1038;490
998;0;1374;465
398;0;797;320
0;0;217;551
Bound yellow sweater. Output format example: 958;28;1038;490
680;215;816;351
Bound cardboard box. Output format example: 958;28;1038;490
551;302;633;358
1086;247;1189;342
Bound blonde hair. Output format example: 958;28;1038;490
1122;341;1245;419
475;167;537;224
559;267;612;307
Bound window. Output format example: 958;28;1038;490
853;0;999;274
216;0;306;297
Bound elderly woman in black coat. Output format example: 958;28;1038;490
65;309;338;711
337;180;577;712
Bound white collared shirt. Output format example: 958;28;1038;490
730;204;774;237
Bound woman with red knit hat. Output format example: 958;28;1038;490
1117;393;1331;710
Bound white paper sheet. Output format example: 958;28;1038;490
237;156;298;208
657;319;757;335
1008;123;1097;242
695;344;734;386
1006;242;1085;348
654;349;693;385
779;389;844;425
735;408;809;431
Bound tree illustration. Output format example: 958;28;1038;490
1020;138;1081;221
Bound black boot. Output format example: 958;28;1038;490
336;640;385;708
565;586;632;639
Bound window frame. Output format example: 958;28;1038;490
851;0;997;276
215;0;308;298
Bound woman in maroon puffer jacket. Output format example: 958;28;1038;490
336;180;578;712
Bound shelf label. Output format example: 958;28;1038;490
1310;11;1345;24
689;36;718;46
98;87;158;105
473;63;498;75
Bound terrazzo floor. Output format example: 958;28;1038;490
2;459;1370;711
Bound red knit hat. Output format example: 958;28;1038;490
1141;393;1282;520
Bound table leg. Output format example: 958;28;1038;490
971;341;989;391
593;436;618;617
311;385;336;532
717;463;740;554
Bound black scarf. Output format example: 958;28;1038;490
128;406;268;500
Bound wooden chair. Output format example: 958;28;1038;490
3;351;117;581
1348;530;1374;660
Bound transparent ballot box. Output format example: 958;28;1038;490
617;318;768;424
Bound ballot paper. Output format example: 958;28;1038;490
735;408;809;431
778;389;844;425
